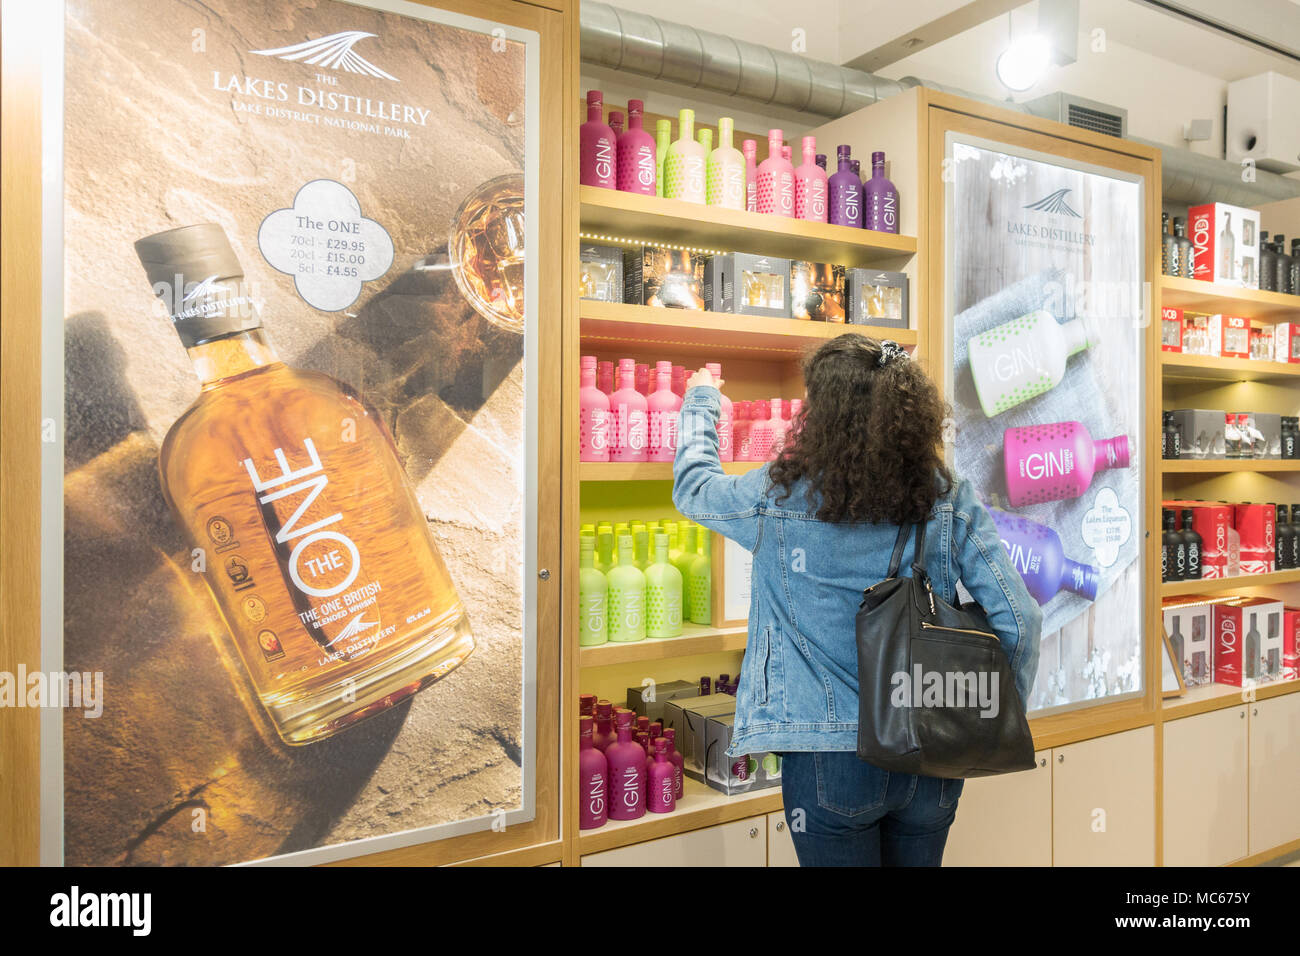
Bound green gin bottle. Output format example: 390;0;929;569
578;538;608;647
607;534;647;642
687;528;712;625
645;533;683;639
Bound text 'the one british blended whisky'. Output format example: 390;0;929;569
136;223;475;745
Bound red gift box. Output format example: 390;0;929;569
1190;504;1232;580
1161;307;1183;352
1213;597;1283;686
1232;503;1275;575
1283;607;1300;681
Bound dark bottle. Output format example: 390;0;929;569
1163;411;1182;459
1161;212;1180;277
1284;417;1298;459
1173;218;1195;278
1275;234;1291;294
1162;509;1182;582
1179;508;1202;580
1291;239;1300;296
1292;505;1300;567
1276;505;1293;570
1260;231;1278;292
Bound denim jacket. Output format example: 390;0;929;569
672;386;1042;756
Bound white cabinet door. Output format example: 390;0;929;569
1249;693;1300;855
1054;727;1155;866
581;816;767;867
942;751;1052;866
1164;706;1248;866
767;810;799;867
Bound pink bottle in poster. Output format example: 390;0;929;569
592;699;616;752
596;360;614;396
579;90;616;189
578;715;609;830
671;365;686;398
610;358;648;462
579;355;610;462
663;727;685;798
635;362;650;396
757;130;795;217
607;710;646;820
647;738;677;813
743;139;758;213
1003;421;1131;506
732;401;752;461
617;99;657;196
705;362;733;462
794;136;828;222
647;361;682;462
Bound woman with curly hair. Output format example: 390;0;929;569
673;333;1041;867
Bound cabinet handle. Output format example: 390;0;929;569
1253;708;1258;716
749;827;759;838
1241;710;1246;719
775;821;785;832
538;569;551;580
1057;754;1064;763
1039;757;1046;767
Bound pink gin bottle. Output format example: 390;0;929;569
648;738;677;814
608;110;624;138
749;398;787;460
610;358;648;462
617;99;657;196
592;700;616;752
580;90;616;189
578;715;609;830
635;362;650;396
644;721;664;772
580;355;611;462
743;139;758;213
635;715;651;754
596;360;614;396
1003;421;1131;507
795;136;828;222
732;401;752;461
705;362;734;462
648;361;682;462
671;365;686;398
607;710;646;820
663;727;685;798
579;692;596;718
757;130;795;217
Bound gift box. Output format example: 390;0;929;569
1188;202;1261;288
1232;503;1276;575
790;261;846;322
1189;504;1232;580
702;253;791;317
1214;598;1283;685
843;268;909;329
1250;325;1274;361
1171;409;1226;459
1283;607;1300;681
1274;323;1300;363
703;714;781;796
579;243;624;302
1211;315;1251;359
623;245;706;309
1162;597;1215;686
1161;306;1183;352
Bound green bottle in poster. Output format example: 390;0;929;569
646;533;683;639
595;526;615;575
607;534;647;643
671;522;698;582
578;538;608;647
688;528;712;625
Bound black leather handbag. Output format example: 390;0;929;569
855;520;1036;778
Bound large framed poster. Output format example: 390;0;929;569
39;0;542;865
943;131;1147;716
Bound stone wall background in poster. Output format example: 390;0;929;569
62;0;531;864
945;137;1145;714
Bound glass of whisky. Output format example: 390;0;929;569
449;173;526;335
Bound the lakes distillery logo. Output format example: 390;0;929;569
252;31;400;82
181;275;221;303
1023;187;1082;218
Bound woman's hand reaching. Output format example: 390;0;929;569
686;367;723;391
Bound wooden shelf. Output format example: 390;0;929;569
1161;276;1300;321
579;185;917;267
580;299;915;359
577;775;782;856
1160;351;1300;383
579;623;748;667
1161;459;1300;473
1160;677;1300;721
580;460;764;482
1161;568;1300;597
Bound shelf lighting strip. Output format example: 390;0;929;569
579;231;727;256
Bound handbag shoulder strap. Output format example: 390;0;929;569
886;523;910;578
885;518;930;579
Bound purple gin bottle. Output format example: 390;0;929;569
663;727;685;799
815;153;827;171
990;508;1100;605
828;145;862;228
607;710;647;820
592;699;616;752
578;715;609;830
579;90;616;189
862;151;899;233
648;738;677;813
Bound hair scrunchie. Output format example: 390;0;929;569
878;340;908;368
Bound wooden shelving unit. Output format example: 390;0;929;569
1161;351;1300;383
580;300;915;359
1160;676;1300;720
580;185;917;266
1160;276;1300;322
1160;568;1300;597
580;460;763;482
1161;459;1300;473
579;623;748;667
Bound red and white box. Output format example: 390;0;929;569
1274;322;1300;363
1213;597;1283;686
1232;503;1275;575
1162;597;1215;686
1282;607;1300;681
1211;315;1251;359
1188;202;1261;288
1249;326;1274;361
1188;503;1231;579
1161;307;1183;352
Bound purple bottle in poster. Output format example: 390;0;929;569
578;715;608;830
862;151;899;233
827;145;862;228
606;710;646;820
1003;421;1130;507
989;508;1100;605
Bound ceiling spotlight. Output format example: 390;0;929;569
996;34;1052;92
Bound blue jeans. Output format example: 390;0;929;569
780;752;964;866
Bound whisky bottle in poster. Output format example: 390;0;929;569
137;223;475;745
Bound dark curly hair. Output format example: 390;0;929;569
768;334;952;525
